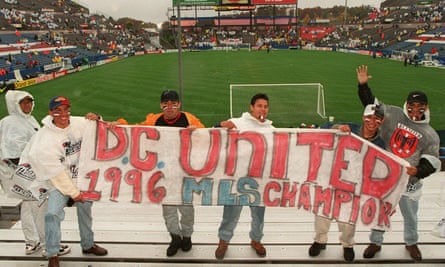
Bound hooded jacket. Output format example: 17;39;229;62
27;115;93;198
0;90;39;161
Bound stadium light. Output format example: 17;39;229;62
177;1;184;108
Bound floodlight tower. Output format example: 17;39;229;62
177;0;184;107
344;0;348;25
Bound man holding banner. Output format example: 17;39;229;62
357;65;441;261
215;93;274;260
26;96;108;267
118;89;205;257
309;104;385;262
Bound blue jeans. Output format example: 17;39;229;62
218;205;265;242
45;190;94;257
370;195;419;246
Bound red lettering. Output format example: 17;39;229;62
147;171;166;203
263;181;281;206
125;170;142;203
350;195;361;224
297;132;335;182
180;129;221;176
270;133;290;179
281;182;298;207
82;169;101;201
362;147;403;198
312;185;332;216
332;189;352;220
378;201;393;227
330;135;362;193
361;198;377;225
95;121;128;160
297;183;311;211
225;131;266;177
104;167;122;202
130;127;158;171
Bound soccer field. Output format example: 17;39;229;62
1;50;444;130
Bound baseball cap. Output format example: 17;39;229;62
49;96;70;110
363;104;384;119
160;90;179;102
407;90;428;104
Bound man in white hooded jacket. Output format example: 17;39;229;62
26;96;107;267
0;90;48;255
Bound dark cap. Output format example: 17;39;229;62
49;96;70;110
407;90;428;104
160;90;179;102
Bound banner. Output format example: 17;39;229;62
78;121;409;229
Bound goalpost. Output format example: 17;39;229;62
230;83;326;128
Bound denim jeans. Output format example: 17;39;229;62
399;194;419;245
369;195;419;246
45;190;94;257
162;204;194;237
218;205;265;242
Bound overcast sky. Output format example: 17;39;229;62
78;0;383;25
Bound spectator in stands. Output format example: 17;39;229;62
356;65;441;261
214;93;273;260
25;96;108;267
116;90;205;257
308;104;385;262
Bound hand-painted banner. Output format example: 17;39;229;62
77;121;409;229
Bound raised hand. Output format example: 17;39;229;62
356;65;372;85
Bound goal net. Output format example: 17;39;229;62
230;83;326;128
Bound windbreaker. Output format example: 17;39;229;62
27;115;94;198
0;90;39;160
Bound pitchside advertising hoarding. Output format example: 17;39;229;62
172;0;297;5
76;121;410;230
173;0;218;5
252;0;297;4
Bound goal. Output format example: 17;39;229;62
230;83;326;128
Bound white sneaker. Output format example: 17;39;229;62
25;242;42;255
42;244;71;257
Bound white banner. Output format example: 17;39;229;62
77;121;410;229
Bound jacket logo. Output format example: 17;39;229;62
390;128;418;158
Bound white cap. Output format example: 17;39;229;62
363;104;384;118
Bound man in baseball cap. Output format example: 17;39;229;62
363;104;384;119
25;96;107;267
48;96;70;110
356;65;440;261
115;89;204;257
160;90;179;102
406;91;428;105
309;104;385;262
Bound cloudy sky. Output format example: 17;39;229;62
78;0;383;25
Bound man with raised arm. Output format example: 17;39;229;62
356;65;441;261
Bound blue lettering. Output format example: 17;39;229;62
182;177;213;205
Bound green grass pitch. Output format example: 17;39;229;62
1;50;444;130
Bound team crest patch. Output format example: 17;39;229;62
390;128;418;158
